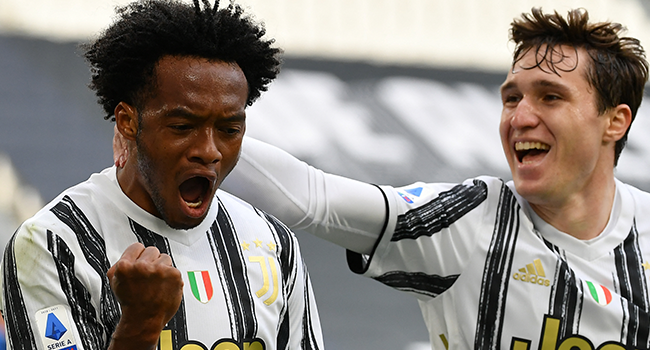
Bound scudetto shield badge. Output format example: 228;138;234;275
584;280;612;306
188;270;214;303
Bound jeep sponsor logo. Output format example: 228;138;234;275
159;329;265;350
510;315;629;350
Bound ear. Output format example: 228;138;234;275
603;104;632;143
114;102;139;141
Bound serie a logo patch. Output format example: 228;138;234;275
35;305;78;350
397;186;424;204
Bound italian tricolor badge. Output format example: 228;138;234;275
585;281;612;306
188;270;213;304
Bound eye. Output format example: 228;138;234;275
543;94;561;101
502;94;521;105
220;127;242;135
170;124;193;132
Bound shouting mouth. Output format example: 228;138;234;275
179;176;212;211
515;141;550;164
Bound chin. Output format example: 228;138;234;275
165;220;202;231
161;212;207;230
513;181;549;205
512;178;537;198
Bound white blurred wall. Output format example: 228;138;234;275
1;0;649;71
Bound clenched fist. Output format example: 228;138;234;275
107;243;184;350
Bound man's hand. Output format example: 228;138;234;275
107;243;184;350
113;124;128;168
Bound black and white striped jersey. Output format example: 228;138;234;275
1;167;323;350
348;176;650;350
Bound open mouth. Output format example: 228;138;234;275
515;141;550;163
179;176;211;208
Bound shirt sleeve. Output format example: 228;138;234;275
347;177;504;300
221;137;387;254
1;215;109;350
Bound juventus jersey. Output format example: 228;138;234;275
348;176;650;350
0;167;323;350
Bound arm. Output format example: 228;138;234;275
221;137;387;255
1;223;181;350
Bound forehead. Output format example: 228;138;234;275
141;55;248;112
153;55;246;90
502;45;591;90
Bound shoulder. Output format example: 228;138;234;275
217;189;294;235
217;190;301;263
9;168;116;253
621;182;650;201
619;181;650;215
216;189;254;210
382;175;506;212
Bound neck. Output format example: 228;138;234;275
116;154;159;219
529;176;616;241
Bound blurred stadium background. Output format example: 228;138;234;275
1;0;650;349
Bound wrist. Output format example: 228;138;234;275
109;313;165;350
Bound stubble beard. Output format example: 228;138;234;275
136;139;198;230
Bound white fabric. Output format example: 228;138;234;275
222;137;385;254
1;166;323;350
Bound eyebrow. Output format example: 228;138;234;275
162;107;246;121
500;79;571;94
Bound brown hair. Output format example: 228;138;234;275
510;8;648;165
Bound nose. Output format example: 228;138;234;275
188;127;221;164
509;97;540;130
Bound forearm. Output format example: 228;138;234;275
222;137;386;254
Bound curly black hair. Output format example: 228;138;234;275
510;8;648;165
83;0;281;121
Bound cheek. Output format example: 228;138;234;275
217;137;243;163
499;117;511;149
222;145;241;167
217;151;241;187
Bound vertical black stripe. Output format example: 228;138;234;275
209;199;257;341
129;219;189;348
392;180;488;241
300;262;321;350
475;183;519;350
614;222;650;348
277;309;290;350
2;233;38;350
257;210;293;350
47;231;104;350
544;242;582;338
258;210;321;349
50;196;120;341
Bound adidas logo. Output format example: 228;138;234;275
512;258;550;287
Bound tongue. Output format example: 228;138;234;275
522;149;547;163
179;177;205;203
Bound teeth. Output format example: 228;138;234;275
185;200;202;208
515;141;550;151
